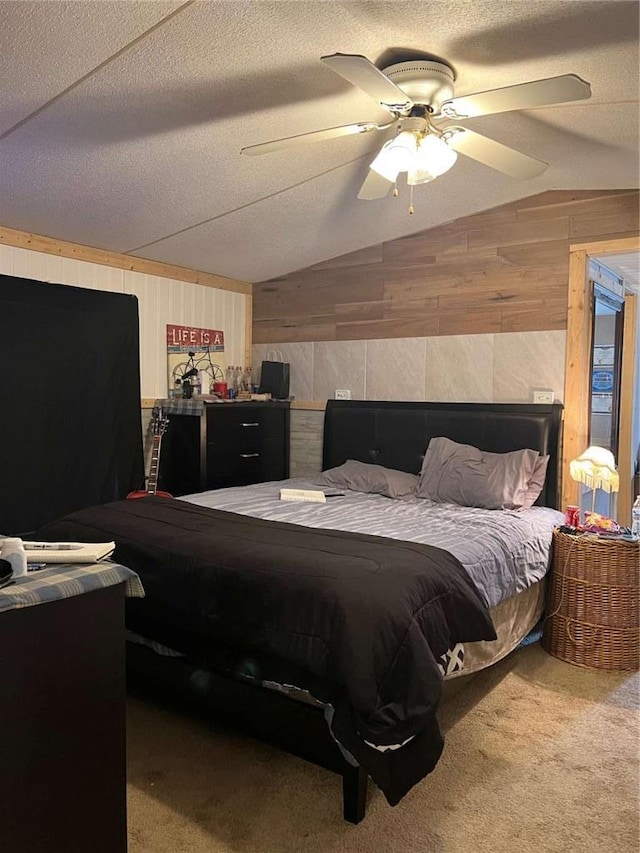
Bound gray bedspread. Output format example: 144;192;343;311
180;479;563;608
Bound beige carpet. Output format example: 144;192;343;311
127;644;639;853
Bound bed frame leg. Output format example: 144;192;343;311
342;764;368;824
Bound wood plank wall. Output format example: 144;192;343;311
253;190;639;344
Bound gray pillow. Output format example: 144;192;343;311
316;460;419;498
522;453;550;508
416;437;541;510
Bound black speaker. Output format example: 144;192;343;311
259;359;290;399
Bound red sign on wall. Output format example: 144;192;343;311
166;324;225;352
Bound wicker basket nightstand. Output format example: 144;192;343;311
542;529;639;671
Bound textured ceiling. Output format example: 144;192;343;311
1;0;638;283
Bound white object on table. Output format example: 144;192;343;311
0;538;27;578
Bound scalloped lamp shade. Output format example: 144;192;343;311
569;446;620;493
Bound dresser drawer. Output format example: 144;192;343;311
206;428;280;457
205;404;286;443
206;438;284;485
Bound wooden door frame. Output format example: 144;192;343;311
562;235;640;521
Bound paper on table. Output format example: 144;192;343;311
23;541;116;563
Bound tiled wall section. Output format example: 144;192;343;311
254;331;566;476
253;330;566;405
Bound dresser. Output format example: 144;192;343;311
158;400;290;495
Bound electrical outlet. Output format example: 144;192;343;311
533;389;554;404
334;389;352;400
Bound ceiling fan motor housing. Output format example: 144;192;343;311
383;60;455;113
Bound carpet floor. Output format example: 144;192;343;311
126;643;639;853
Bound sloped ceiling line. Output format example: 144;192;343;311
0;0;195;143
125;145;383;255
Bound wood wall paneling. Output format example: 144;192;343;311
382;298;440;319
337;316;441;340
307;243;384;270
497;239;569;268
382;228;467;262
253;190;639;345
569;208;640;241
466;216;569;250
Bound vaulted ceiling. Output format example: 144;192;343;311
1;1;638;283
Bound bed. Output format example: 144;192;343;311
39;399;563;822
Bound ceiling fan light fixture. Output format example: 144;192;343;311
414;133;457;178
370;131;417;182
406;166;436;186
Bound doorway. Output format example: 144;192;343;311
563;236;640;525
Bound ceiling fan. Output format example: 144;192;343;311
241;53;591;209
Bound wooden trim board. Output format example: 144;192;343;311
562;249;591;509
143;398;327;411
0;225;252;295
570;236;640;255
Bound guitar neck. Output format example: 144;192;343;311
147;436;163;495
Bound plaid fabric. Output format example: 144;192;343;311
158;398;256;415
159;398;204;415
0;561;144;613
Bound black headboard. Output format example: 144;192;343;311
322;400;563;509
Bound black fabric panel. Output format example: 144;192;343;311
322;400;563;508
0;275;143;534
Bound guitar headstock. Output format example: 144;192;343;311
151;406;170;437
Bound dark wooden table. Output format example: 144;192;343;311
0;580;128;852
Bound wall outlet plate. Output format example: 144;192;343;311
334;389;352;400
533;390;554;404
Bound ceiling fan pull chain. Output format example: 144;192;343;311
409;184;415;215
393;182;399;197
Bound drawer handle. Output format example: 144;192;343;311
241;422;260;427
240;453;260;458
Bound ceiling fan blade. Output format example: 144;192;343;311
321;53;413;113
357;168;394;200
440;74;591;119
241;121;387;156
446;127;548;179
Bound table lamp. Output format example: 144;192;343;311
569;445;620;513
